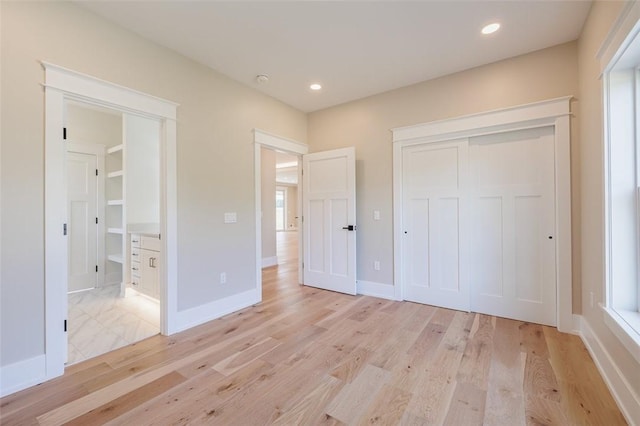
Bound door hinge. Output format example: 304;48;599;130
63;223;67;235
96;265;98;273
96;217;98;224
64;319;67;332
96;169;98;176
63;127;67;140
159;233;161;240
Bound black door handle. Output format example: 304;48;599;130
342;225;356;231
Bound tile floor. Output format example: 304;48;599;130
67;285;160;365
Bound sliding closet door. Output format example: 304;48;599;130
402;140;469;311
469;127;556;326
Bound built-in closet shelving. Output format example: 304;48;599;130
106;143;126;270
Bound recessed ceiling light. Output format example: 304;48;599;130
481;23;501;35
310;83;322;91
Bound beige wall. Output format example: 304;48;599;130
308;42;580;300
577;0;640;403
67;104;122;148
261;148;277;262
0;1;306;366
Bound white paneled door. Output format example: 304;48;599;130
402;140;469;311
401;128;557;326
469;128;556;326
67;151;98;293
303;147;357;295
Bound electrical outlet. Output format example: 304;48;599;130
220;272;227;284
590;291;594;308
374;261;380;271
373;210;380;221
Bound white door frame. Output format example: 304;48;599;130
254;129;308;291
44;62;179;382
391;96;573;333
66;142;106;289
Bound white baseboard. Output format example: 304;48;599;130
0;354;46;397
174;288;261;334
262;256;277;268
356;280;395;300
571;313;582;335
578;316;640;426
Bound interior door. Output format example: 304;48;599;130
402;140;469;310
469;127;556;326
303;147;357;295
67;151;98;292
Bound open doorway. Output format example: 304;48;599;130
64;101;161;364
254;130;357;299
260;148;300;274
254;129;307;299
275;152;299;274
259;146;301;299
43;63;178;385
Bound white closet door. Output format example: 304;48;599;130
67;152;98;293
402;140;469;311
469;127;556;326
303;147;357;295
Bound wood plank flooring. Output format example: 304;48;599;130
0;232;627;425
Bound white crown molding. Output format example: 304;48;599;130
253;128;307;154
391;96;572;144
41;62;178;120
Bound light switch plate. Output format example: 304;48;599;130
224;212;237;223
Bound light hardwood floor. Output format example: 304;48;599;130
0;232;626;425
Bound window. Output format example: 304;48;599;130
603;15;640;362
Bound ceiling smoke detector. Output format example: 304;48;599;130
256;74;269;84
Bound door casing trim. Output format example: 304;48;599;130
253;129;308;293
43;62;179;386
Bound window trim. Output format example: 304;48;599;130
601;3;640;362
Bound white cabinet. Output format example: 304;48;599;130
130;233;160;300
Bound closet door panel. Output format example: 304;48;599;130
469;128;557;326
402;140;468;311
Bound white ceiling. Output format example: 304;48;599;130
275;151;299;167
79;1;592;113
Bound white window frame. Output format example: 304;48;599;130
600;1;640;364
